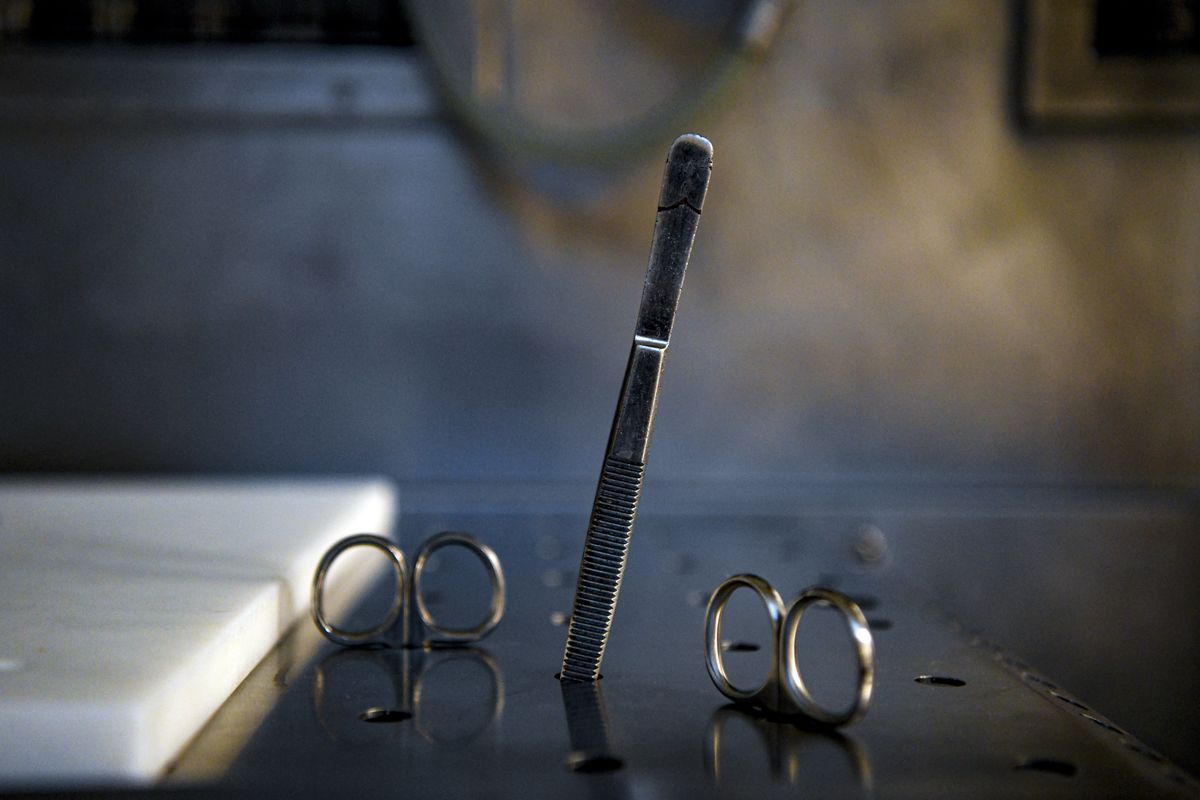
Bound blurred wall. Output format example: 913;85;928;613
2;0;1197;483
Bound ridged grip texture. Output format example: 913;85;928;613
560;456;645;682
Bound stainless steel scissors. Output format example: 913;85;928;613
704;574;874;726
312;532;505;647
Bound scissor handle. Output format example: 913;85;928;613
704;574;789;711
412;531;506;643
781;587;875;726
312;534;409;647
704;576;875;726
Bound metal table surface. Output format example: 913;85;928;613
11;501;1200;798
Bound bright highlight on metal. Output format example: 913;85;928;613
560;134;714;683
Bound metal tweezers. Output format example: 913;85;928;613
560;134;713;683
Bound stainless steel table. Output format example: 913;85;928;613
147;495;1199;799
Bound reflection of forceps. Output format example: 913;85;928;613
312;532;505;647
704;574;874;726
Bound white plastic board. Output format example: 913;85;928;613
0;478;395;787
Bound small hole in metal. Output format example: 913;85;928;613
868;618;893;630
1024;673;1057;689
1124;741;1166;762
914;675;965;687
849;594;879;611
721;640;761;652
359;707;412;723
1015;758;1077;777
1082;713;1124;735
1049;691;1089;711
566;750;624;773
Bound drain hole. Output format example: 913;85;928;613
566;750;624;773
721;640;761;652
1082;713;1124;735
1015;758;1077;777
867;618;893;631
1125;741;1166;762
914;675;965;687
1049;691;1089;711
849;594;879;611
359;707;412;723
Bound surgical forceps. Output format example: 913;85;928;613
560;133;713;683
312;532;505;647
704;574;874;726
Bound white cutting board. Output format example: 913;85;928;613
0;478;395;787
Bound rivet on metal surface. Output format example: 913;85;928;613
851;524;888;567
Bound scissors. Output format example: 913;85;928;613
704;574;874;726
311;532;505;648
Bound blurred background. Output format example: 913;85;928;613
1;0;1198;777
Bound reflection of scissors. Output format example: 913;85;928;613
311;532;505;647
312;646;505;746
704;574;874;726
704;704;873;789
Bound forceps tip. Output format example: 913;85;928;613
659;133;713;214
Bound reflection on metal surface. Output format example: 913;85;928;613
311;646;504;746
312;647;409;746
704;705;873;791
559;680;624;773
704;575;875;725
312;531;506;648
413;647;506;744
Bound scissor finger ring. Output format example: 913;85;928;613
312;531;505;647
312;534;408;647
412;531;506;643
704;574;875;726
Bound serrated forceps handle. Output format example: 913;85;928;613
560;134;713;683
